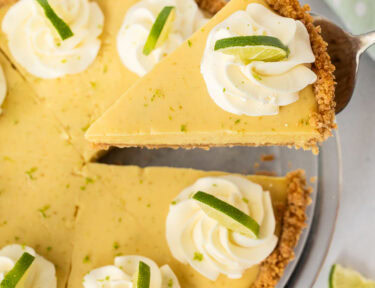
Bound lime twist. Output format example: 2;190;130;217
193;191;260;238
133;261;151;288
0;252;35;288
214;35;290;63
143;6;176;56
35;0;74;40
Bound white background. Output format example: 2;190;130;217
299;0;375;286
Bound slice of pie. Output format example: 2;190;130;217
86;0;336;154
0;0;221;160
68;164;310;287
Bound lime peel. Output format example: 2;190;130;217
214;36;290;63
35;0;74;40
143;6;175;56
193;191;260;238
133;261;151;288
0;252;35;288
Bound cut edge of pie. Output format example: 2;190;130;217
252;169;311;287
87;0;336;154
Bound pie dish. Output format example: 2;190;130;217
86;0;336;154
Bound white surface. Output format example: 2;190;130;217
299;0;375;286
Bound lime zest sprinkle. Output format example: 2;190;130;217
252;71;263;81
113;242;119;250
38;204;51;218
83;255;91;263
35;0;74;40
168;278;173;287
193;252;204;262
180;124;187;132
25;167;38;180
0;252;35;288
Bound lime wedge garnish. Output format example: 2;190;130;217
330;264;375;288
214;36;290;63
35;0;74;40
192;191;260;238
0;252;35;288
133;261;151;288
143;6;175;56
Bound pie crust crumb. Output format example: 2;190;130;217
252;169;312;287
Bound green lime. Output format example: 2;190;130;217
143;6;175;56
330;264;375;288
214;36;289;63
35;0;74;40
133;261;151;288
0;252;35;288
192;191;260;238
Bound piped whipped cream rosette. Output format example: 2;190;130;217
2;0;104;79
0;244;57;287
117;0;208;76
83;255;180;288
166;176;278;281
0;65;7;114
201;3;317;116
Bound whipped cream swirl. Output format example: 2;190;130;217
166;176;278;280
201;3;317;116
117;0;208;76
0;65;7;114
0;244;57;287
2;0;104;79
83;255;180;288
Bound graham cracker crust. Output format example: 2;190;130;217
195;0;227;15
252;169;312;287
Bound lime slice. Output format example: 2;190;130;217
214;36;289;63
143;6;175;56
330;264;375;288
192;191;260;238
36;0;74;40
133;261;151;288
0;252;35;288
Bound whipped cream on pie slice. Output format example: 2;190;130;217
2;0;104;79
166;175;277;281
201;3;317;116
83;255;180;288
0;244;56;287
117;0;208;76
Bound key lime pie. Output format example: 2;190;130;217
86;0;336;153
0;0;213;160
67;164;311;288
0;0;322;287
